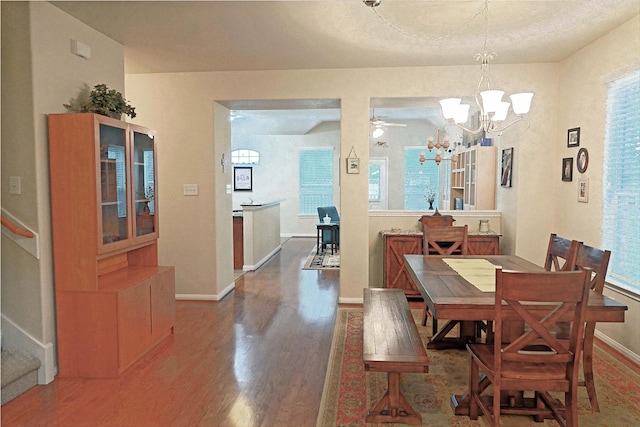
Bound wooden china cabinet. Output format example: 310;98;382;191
48;113;175;378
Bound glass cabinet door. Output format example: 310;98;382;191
132;129;157;238
99;123;129;247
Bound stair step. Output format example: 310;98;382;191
1;349;41;405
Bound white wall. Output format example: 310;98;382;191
126;17;640;355
125;63;557;302
555;16;640;360
1;1;125;382
369;120;455;211
3;4;637;378
231;130;341;237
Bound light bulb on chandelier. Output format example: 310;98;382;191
439;1;533;136
419;129;459;166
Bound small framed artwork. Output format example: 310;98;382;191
578;178;589;203
347;157;360;174
577;147;589;173
562;157;573;182
567;127;580;147
500;147;513;187
233;166;252;191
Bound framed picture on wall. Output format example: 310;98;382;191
578;178;589;203
347;157;360;174
562;157;573;182
500;147;513;187
577;147;589;173
233;166;252;191
567;127;580;147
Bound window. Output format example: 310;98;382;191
299;148;333;215
602;69;640;295
369;163;381;201
231;149;260;165
404;147;439;210
143;150;155;214
107;145;127;218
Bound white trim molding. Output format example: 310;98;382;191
1;314;56;384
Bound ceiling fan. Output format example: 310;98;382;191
370;110;407;137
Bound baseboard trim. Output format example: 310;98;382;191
243;245;282;271
338;297;363;305
594;330;640;365
1;314;56;384
176;281;236;302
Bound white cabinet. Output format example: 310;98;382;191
444;145;496;210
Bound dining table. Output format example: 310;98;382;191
403;254;628;417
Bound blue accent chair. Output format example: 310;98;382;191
317;206;340;250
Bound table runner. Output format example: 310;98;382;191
442;258;498;292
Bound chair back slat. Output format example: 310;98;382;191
424;225;468;256
494;268;591;368
419;214;454;227
544;233;580;272
575;244;611;293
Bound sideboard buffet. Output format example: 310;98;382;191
382;229;501;297
48;113;175;378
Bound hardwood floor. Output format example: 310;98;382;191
1;238;340;427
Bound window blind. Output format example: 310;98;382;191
108;145;127;218
404;147;439;210
299;148;333;215
144;150;154;214
369;164;381;201
602;70;640;295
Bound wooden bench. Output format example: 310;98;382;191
362;288;429;425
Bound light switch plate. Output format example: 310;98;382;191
9;176;21;195
183;184;199;196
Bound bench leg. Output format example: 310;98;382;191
366;372;422;426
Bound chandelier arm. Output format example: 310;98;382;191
488;116;527;134
446;119;484;135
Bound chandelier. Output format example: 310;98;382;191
439;1;533;135
419;129;459;166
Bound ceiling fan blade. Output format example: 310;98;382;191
370;119;407;127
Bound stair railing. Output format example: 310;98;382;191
1;210;39;259
1;215;35;238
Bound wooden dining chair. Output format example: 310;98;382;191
544;233;580;272
467;268;591;427
424;224;468;256
419;214;454;228
573;243;611;412
421;225;468;333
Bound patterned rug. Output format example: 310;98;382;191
317;308;640;427
302;247;340;270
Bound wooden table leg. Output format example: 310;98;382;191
366;372;422;426
451;374;491;415
427;320;477;350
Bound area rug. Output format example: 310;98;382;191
303;247;340;270
317;308;640;427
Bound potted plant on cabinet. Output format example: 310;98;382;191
64;83;136;119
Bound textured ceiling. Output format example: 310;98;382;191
50;0;639;134
52;0;639;74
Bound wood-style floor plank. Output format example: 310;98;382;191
1;238;339;427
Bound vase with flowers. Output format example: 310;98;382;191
425;188;436;210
